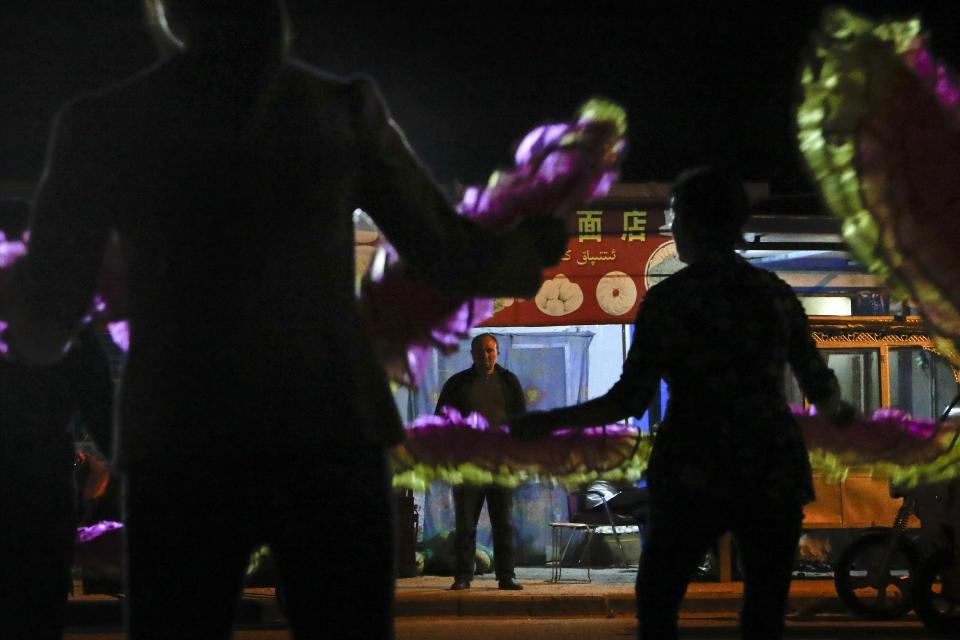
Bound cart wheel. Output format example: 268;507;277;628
914;549;960;635
834;530;919;620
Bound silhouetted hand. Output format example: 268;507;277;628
829;400;858;428
509;411;560;442
516;217;568;266
815;398;858;429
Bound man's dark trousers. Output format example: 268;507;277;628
453;484;516;581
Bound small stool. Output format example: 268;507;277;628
547;522;594;583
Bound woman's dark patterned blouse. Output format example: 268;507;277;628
607;254;837;506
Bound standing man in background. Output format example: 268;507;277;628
436;333;525;591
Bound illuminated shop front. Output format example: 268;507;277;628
393;182;959;574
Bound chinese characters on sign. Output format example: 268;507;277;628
621;210;647;242
577;210;602;243
576;209;648;243
485;207;670;326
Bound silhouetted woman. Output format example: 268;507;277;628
512;166;853;640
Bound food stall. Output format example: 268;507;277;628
391;182;960;575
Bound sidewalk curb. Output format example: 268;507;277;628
395;586;847;618
65;596;276;627
397;593;617;618
393;592;849;618
65;599;123;627
65;580;850;625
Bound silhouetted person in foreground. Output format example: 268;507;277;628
511;167;855;640
1;197;114;640
5;2;564;638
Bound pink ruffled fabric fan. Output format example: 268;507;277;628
392;406;647;489
796;406;944;464
74;520;124;588
76;520;124;545
361;99;627;386
797;8;960;365
0;232;28;353
796;8;960;484
795;405;960;486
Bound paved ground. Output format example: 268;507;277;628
65;617;941;640
66;567;847;626
393;568;845;618
66;569;941;639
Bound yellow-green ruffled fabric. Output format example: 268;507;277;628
808;434;960;488
391;437;651;491
797;7;960;367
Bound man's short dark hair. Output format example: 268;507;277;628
149;0;290;51
671;166;749;247
471;333;499;351
155;0;284;22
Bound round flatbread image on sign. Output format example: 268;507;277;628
493;298;515;314
644;240;682;291
535;275;584;316
596;271;637;316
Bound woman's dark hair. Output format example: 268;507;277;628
671;166;749;247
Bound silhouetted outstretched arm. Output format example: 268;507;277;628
350;77;565;300
511;294;662;440
781;280;856;426
7;100;112;366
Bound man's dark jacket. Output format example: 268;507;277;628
435;364;525;420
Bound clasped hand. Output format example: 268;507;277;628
508;411;559;442
815;398;859;428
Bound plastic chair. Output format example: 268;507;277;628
547;484;649;582
571;484;649;567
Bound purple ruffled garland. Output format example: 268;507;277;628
76;520;123;544
793;405;952;464
395;406;641;475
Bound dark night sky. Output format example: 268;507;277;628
2;1;958;193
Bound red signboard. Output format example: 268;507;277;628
483;208;679;326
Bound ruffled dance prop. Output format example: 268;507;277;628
0;232;27;271
391;407;648;490
796;406;960;487
797;7;960;365
393;406;959;490
0;232;130;353
0;232;27;353
362;99;628;386
76;520;123;544
74;521;124;582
